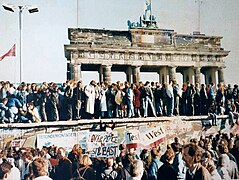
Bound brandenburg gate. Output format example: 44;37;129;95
64;8;229;85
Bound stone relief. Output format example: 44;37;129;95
208;56;212;62
99;52;104;59
162;54;166;61
119;53;124;60
138;53;143;60
89;52;95;59
79;51;85;58
124;53;129;60
165;54;171;61
109;52;114;59
115;53;119;60
200;56;204;62
76;50;224;66
182;55;187;61
130;53;135;60
157;54;162;61
72;52;78;59
105;53;110;59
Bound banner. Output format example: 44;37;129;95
125;130;141;149
141;125;166;148
37;132;78;151
87;131;119;157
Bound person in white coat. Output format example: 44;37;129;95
99;82;107;118
84;80;96;118
7;158;21;180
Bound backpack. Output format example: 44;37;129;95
102;170;115;180
75;167;88;180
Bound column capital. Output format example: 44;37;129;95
218;66;226;70
131;65;141;68
102;64;112;67
168;65;177;68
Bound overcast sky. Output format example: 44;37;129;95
0;0;238;85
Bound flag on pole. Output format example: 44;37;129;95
0;44;16;61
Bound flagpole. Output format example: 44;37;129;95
19;6;23;83
14;40;17;85
2;4;39;83
150;0;152;27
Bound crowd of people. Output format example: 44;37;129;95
0;131;238;179
0;80;239;125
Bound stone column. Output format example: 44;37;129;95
102;65;112;84
218;67;225;83
183;67;194;84
126;66;133;84
168;66;176;82
99;65;103;83
70;64;82;81
132;66;141;83
158;66;168;84
204;68;217;85
194;67;201;84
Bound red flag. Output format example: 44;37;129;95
0;44;16;61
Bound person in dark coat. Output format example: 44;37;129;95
193;83;201;115
0;98;9;123
73;81;84;119
64;81;74;120
154;83;163;116
230;138;239;169
47;84;59;121
55;147;72;180
36;85;47;121
73;154;96;180
68;144;82;175
157;148;177;180
182;143;211;180
133;84;141;117
200;84;208;115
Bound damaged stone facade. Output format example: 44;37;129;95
64;27;229;85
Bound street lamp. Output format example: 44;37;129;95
2;3;39;83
